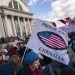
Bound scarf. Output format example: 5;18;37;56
28;67;42;75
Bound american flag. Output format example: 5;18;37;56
38;32;67;50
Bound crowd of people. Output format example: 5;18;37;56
0;32;75;75
0;42;26;63
0;42;26;74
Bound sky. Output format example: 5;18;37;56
24;0;75;22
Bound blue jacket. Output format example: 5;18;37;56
0;63;14;75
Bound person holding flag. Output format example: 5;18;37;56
18;51;48;75
27;19;69;65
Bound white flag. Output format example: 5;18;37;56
27;19;69;65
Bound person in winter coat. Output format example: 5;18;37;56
68;36;75;52
0;54;3;64
0;62;15;75
18;51;45;75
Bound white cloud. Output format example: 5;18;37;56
49;0;75;21
28;0;75;22
41;0;53;3
28;0;39;6
38;0;75;27
27;0;55;6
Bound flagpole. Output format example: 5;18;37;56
48;64;55;75
21;45;28;64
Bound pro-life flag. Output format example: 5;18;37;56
37;31;67;50
27;19;69;65
50;22;57;27
59;19;66;25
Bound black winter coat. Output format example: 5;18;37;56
17;63;45;75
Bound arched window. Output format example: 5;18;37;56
9;1;23;11
13;1;18;10
9;1;13;8
19;4;23;11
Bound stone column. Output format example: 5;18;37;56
17;2;20;10
29;18;34;31
28;18;32;34
32;19;35;28
23;18;27;36
18;17;23;37
12;1;14;8
25;18;29;35
4;15;9;36
11;16;17;36
1;15;7;37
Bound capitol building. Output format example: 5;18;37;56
0;0;34;38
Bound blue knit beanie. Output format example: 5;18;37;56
25;51;39;65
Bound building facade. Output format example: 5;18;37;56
0;0;34;38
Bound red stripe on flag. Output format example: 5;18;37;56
40;35;66;48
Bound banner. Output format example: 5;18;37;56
27;19;69;65
59;24;75;33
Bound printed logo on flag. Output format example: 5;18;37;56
37;31;67;50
